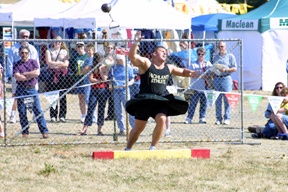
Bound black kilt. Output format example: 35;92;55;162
125;93;188;116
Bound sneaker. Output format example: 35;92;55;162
81;115;86;123
0;132;4;138
42;133;49;139
223;120;230;125
149;146;156;150
9;115;16;124
252;133;261;139
199;118;206;124
119;130;126;136
184;117;192;124
164;131;172;137
59;117;66;123
215;120;221;125
51;117;56;122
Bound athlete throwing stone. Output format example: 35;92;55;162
125;31;199;150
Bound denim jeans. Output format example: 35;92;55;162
16;87;48;135
113;88;130;132
128;82;140;128
213;75;232;122
187;91;207;120
84;88;108;126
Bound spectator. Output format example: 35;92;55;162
13;46;49;138
78;52;109;136
70;41;88;123
0;65;4;138
270;87;288;139
104;42;116;121
128;62;140;128
81;43;97;123
108;54;134;136
7;29;39;124
252;82;286;139
45;36;69;123
184;47;213;124
213;41;237;125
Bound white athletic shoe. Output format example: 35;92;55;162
223;120;230;125
215;120;221;125
184;117;192;124
51;117;56;122
9;115;16;124
199;118;206;124
81;115;86;123
164;130;172;137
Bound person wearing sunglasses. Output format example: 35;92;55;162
13;46;49;139
213;41;237;126
70;41;88;123
184;47;213;124
7;29;40;124
252;82;286;139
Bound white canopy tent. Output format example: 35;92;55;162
34;0;190;30
0;0;76;38
218;0;288;91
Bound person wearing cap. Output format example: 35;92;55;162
125;31;199;150
108;54;134;136
70;41;88;123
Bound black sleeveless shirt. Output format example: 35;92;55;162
139;64;170;96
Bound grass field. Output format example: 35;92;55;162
0;140;287;192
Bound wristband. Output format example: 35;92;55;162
133;41;140;45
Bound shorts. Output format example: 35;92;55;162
12;77;38;94
134;102;168;121
73;85;89;95
281;115;288;126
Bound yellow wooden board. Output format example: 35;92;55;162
114;149;191;159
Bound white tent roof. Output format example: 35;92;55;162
0;0;76;27
35;0;190;30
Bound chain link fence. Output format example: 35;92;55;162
0;37;266;147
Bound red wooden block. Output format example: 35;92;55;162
92;151;114;159
191;148;210;159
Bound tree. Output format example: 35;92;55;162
216;0;268;13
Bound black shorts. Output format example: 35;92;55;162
134;102;168;121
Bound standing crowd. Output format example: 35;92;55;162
1;29;286;144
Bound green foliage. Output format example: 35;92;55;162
216;0;269;12
38;163;56;176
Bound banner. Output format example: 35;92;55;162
43;91;60;110
247;95;262;112
268;96;284;114
225;93;240;110
204;90;220;107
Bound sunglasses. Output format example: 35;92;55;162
276;86;283;89
20;52;29;55
77;45;84;48
197;53;204;56
218;45;224;48
106;47;114;49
